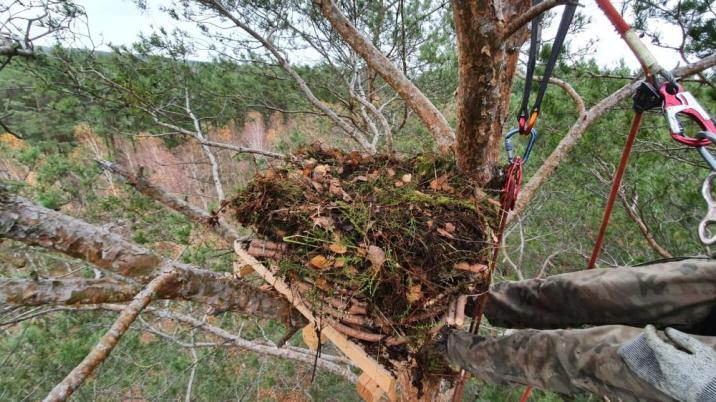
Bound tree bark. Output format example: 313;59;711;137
452;0;530;181
0;185;299;322
0;277;139;306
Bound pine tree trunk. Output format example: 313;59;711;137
453;0;529;183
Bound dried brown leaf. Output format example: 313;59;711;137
329;243;348;254
437;227;455;239
309;255;331;270
315;276;332;291
429;175;455;193
406;284;423;303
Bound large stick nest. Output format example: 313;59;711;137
230;144;500;368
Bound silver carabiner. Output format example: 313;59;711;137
699;172;716;245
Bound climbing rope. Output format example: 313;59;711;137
451;131;532;401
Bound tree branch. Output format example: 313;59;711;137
197;0;375;153
510;52;716;221
0;46;33;57
0;277;139;306
502;0;575;39
72;304;357;381
43;273;175;402
0;184;299;322
314;0;455;149
96;160;243;242
184;89;225;200
198;139;287;159
516;70;586;115
590;161;674;258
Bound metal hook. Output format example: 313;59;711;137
504;127;538;165
660;83;716;147
697;131;716;171
699;172;716;245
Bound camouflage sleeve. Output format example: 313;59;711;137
484;258;716;333
447;325;716;401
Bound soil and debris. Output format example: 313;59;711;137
230;143;501;373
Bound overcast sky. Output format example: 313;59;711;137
71;0;682;71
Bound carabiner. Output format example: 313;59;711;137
699;172;716;245
505;127;538;165
697;131;716;171
660;83;716;147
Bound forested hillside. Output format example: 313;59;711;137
1;0;714;401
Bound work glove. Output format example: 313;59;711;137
618;325;716;402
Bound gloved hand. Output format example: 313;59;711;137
618;325;716;402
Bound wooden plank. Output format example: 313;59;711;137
301;324;326;351
234;241;397;399
356;373;385;402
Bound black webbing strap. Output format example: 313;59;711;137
518;1;577;133
517;0;543;128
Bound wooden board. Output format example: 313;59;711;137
234;241;397;400
356;373;385;402
301;324;327;351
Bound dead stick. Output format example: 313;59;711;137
43;273;174;402
293;281;368;315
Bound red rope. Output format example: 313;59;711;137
518;112;644;401
519;386;534;402
587;112;643;269
451;158;524;402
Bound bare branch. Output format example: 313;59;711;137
197;0;375;152
503;0;575;39
590;161;673;258
314;0;454;149
44;273;175;402
96;160;243;242
199;139;287;159
86;304;357;381
619;190;673;258
2;303;354;380
184;89;225;200
515;69;586;118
